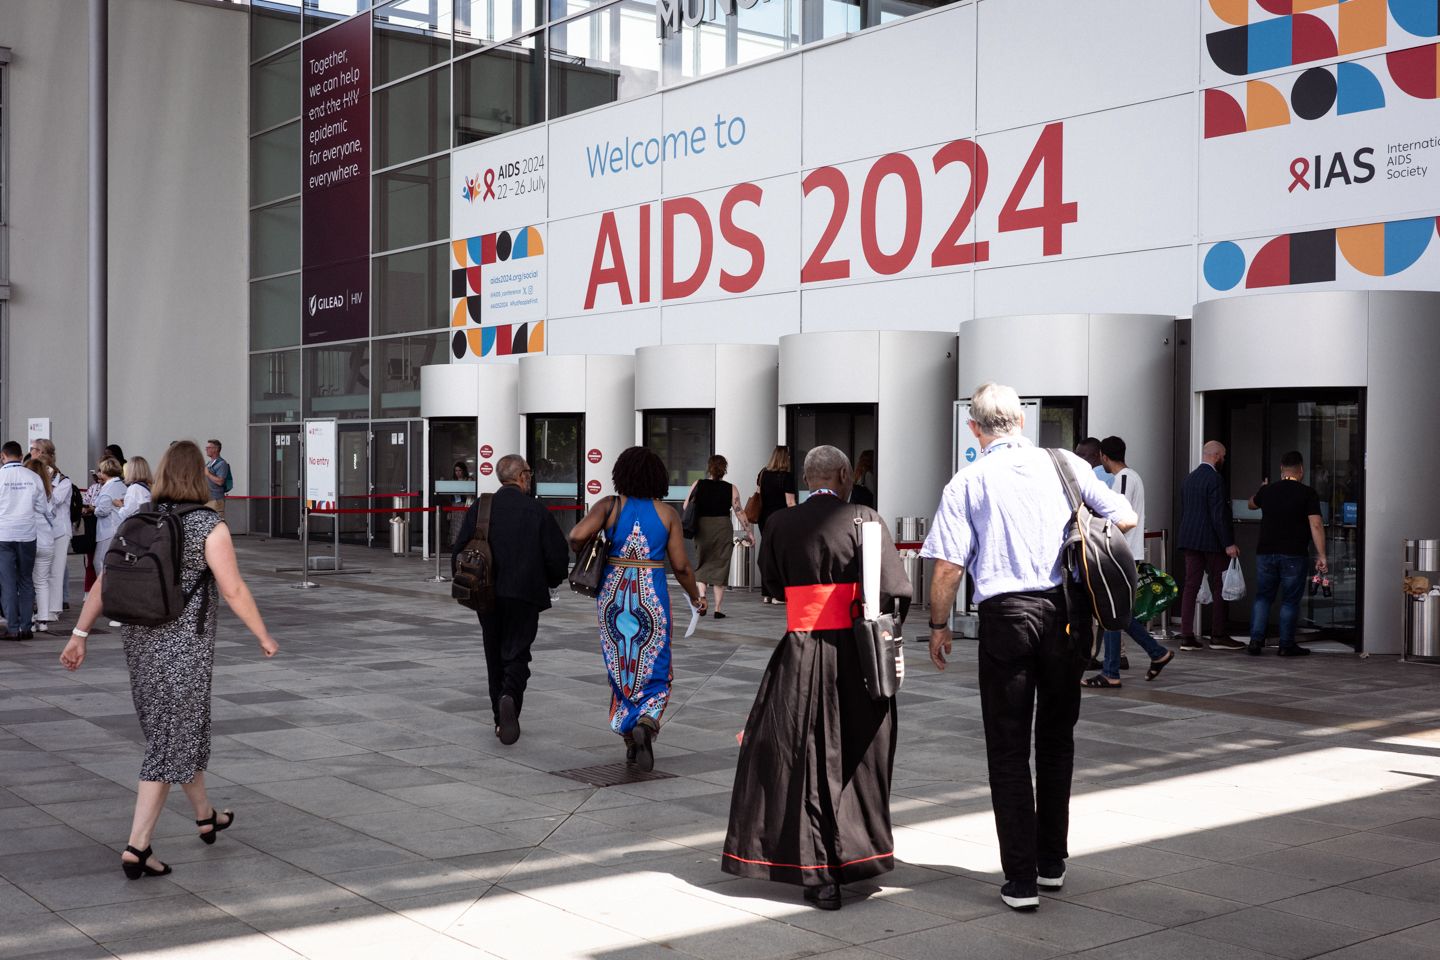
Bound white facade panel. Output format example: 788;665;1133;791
660;292;801;345
545;308;664;356
547;95;665;221
977;0;1197;133
974;247;1196;318
801;272;972;332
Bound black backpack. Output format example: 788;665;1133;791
1046;450;1138;631
102;503;215;630
452;494;496;613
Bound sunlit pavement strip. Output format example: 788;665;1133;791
3;539;1440;959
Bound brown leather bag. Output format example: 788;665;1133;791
743;473;763;525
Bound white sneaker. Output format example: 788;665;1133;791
34;622;48;633
108;620;122;628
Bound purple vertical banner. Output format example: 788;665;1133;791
301;12;371;344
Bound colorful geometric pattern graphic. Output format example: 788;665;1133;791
1203;215;1440;290
1202;41;1440;135
448;226;546;360
1207;1;1439;76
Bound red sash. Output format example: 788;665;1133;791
784;583;860;632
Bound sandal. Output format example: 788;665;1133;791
196;808;235;845
632;721;655;773
1080;674;1121;688
121;844;171;879
1145;650;1175;681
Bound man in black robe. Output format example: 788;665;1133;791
722;445;911;911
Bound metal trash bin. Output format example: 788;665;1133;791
1404;538;1440;663
390;496;410;557
729;538;754;590
900;550;925;607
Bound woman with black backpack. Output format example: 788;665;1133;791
59;440;280;881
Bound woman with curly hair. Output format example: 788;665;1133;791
570;446;705;771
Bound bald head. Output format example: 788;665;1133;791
496;454;530;486
1201;441;1226;466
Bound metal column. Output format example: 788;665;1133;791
88;0;108;465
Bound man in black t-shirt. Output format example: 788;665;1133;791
1246;450;1329;657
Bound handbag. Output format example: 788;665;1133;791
743;472;763;525
681;483;699;540
568;497;616;597
851;516;904;701
451;494;495;613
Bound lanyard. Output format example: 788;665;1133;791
982;438;1026;457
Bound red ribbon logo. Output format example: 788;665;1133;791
1288;157;1310;193
483;168;497;200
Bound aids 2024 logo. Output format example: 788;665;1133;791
461;155;547;204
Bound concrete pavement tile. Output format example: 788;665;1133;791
161;852;316;893
1235;846;1396;885
272;838;428;874
1346;861;1440;904
1304;833;1440;867
970;897;1162;952
0;878;49;918
445;889;638;959
1146;829;1290;864
1070;844;1211;880
1369;818;1440;845
247;776;417;817
1309;933;1440;959
877;874;1012;922
1267;885;1440;933
105;920;304;959
1158;862;1331;904
1177;906;1371;959
1071;879;1246;926
197;875;374;924
0;913;108;959
60;892;236;944
380;890;484;933
1064;929;1284;959
227;729;371;762
0;822;106;855
326;859;491;902
865;920;1065;960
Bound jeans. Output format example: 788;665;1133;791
1250;554;1308;648
976;587;1082;883
478;600;541;724
1101;616;1170;680
0;540;38;633
1180;549;1230;638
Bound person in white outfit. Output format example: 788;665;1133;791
117;458;153;523
30;440;73;623
25;460;59;633
0;441;53;640
91;458;127;581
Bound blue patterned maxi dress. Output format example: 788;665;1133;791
597;497;673;737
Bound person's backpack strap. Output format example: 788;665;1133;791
474;493;494;544
1045;449;1082;516
165;502;219;634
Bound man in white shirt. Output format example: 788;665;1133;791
0;440;52;640
1081;436;1176;689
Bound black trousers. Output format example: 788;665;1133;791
478;600;541;723
976;587;1084;883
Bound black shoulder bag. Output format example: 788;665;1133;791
568;496;616;597
1045;450;1138;631
850;513;905;701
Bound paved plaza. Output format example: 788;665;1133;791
3;538;1440;960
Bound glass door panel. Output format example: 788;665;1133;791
643;410;714;503
272;426;302;540
430;417;478;551
337;425;370;545
787;404;876;501
529;414;582;541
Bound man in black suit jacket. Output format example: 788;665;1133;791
1177;441;1244;651
452;454;569;744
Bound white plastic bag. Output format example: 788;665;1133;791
1196;574;1213;605
1221;557;1246;601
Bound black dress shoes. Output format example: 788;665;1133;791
803;883;842;910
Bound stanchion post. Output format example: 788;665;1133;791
294;505;316;589
426;504;450;583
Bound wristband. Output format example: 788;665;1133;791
927;621;949;631
71;628;89;639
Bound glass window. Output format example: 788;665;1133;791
251;274;302;350
374;244;449;335
455;0;544;53
304;341;371;419
878;0;958;25
251;198;301;278
251;47;301;133
800;0;858;43
644;410;713;501
251;121;301;206
375;0;452;84
373;333;446;416
549;0;610;20
454;34;546;145
250;350;302;423
665;1;799;84
549;2;659;120
305;0;371;35
247;425;272;535
252;1;302;60
373;67;450;170
373;155;449;252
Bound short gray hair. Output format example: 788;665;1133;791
802;445;851;485
969;382;1024;437
496;454;529;483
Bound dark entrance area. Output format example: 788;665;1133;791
528;414;583;541
1203;389;1364;650
786;404;876;501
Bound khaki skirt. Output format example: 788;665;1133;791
695;516;735;583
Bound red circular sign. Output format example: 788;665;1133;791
587;448;602;464
479;444;493;460
586;479;602;495
478;462;494;476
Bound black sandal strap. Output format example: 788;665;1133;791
125;844;151;859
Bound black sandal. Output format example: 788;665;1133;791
1146;650;1175;681
121;844;171;879
196;808;234;845
632;722;655;773
1080;674;1121;688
